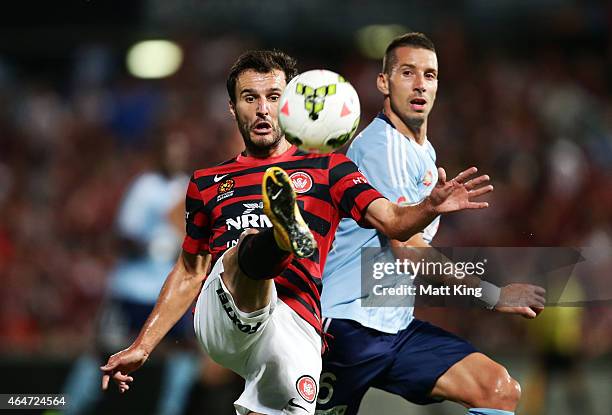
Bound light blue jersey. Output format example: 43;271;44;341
322;113;440;333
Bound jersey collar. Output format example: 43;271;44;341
376;111;429;147
376;111;395;128
236;144;299;165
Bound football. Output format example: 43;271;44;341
278;69;361;153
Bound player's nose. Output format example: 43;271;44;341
256;97;270;115
413;73;426;93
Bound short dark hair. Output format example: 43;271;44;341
226;49;298;103
382;32;436;74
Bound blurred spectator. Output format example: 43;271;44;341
61;132;198;415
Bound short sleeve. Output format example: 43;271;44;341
328;153;384;225
348;133;421;205
181;175;211;254
348;123;441;242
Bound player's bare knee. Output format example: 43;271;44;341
503;377;521;407
490;375;521;409
474;365;520;410
513;377;522;401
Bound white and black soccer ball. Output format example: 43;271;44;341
278;69;360;153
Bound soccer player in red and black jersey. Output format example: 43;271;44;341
100;50;492;415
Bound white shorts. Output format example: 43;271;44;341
194;253;322;415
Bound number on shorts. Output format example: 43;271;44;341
317;372;337;405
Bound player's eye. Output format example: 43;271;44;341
268;94;280;102
425;72;437;80
245;96;255;103
402;70;413;77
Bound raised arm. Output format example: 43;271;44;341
100;250;210;393
364;167;493;241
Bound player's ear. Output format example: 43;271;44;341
377;72;389;95
228;100;237;120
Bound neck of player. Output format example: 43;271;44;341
384;107;428;145
245;137;292;158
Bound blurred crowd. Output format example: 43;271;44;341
0;26;611;364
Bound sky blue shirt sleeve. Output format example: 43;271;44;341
349;126;422;206
348;121;440;243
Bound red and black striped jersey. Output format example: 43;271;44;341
182;145;383;335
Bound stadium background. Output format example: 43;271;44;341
0;0;610;414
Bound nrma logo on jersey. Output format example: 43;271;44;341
224;203;274;248
226;202;273;231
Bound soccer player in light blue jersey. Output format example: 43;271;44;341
317;33;546;415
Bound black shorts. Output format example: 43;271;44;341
316;318;477;414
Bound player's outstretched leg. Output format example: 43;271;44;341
262;166;317;258
431;353;521;414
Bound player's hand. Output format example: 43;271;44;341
100;345;149;393
494;283;546;319
429;167;493;213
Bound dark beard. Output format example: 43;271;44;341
390;100;425;131
404;115;425;130
238;119;284;157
